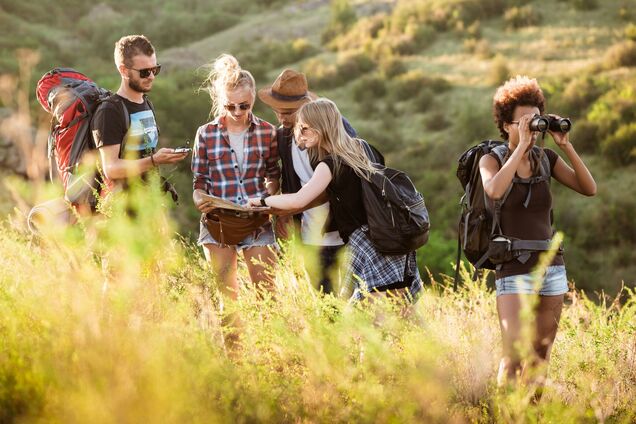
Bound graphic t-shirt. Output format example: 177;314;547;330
91;94;158;159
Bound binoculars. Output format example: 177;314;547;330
529;115;572;133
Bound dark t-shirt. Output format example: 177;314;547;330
488;148;565;279
320;141;385;242
91;94;158;159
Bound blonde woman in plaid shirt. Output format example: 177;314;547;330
192;54;280;299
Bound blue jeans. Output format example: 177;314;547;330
198;220;277;252
495;265;568;297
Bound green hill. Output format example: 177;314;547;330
1;0;635;293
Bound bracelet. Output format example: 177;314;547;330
260;196;268;207
150;153;157;167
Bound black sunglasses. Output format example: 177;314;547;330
129;64;162;78
224;103;251;112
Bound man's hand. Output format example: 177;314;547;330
153;148;188;165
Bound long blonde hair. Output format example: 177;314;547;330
201;54;255;118
298;98;378;180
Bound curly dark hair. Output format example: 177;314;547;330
114;35;155;68
492;75;545;140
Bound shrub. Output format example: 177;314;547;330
570;120;600;154
569;0;597;11
351;74;387;103
321;0;357;44
331;14;385;52
504;6;541;30
463;38;493;59
412;88;435;113
625;23;636;41
379;56;407;78
603;41;636;69
601;123;636;165
304;52;375;90
390;70;450;103
555;75;607;117
424;111;450;132
336;51;375;81
488;55;510;86
586;85;636;138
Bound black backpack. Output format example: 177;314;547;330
360;141;430;255
453;140;552;288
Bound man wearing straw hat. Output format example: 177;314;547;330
258;69;357;295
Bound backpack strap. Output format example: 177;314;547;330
143;94;160;136
100;94;131;130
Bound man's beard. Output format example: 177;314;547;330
128;77;151;93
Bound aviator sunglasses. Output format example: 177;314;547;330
128;64;162;78
224;102;251;112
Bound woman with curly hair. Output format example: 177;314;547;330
480;75;596;387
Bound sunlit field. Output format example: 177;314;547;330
1;180;634;423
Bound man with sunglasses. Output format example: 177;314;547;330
92;34;187;192
258;69;371;295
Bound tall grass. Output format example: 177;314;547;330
0;179;635;423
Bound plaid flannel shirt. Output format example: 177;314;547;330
192;114;280;205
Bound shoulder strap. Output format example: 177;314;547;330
490;143;509;167
143;94;160;136
101;94;130;130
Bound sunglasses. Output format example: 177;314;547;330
129;64;161;78
224;103;251;112
295;125;314;136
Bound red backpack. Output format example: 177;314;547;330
36;68;112;206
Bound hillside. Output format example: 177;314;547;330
0;0;635;293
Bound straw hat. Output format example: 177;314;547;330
258;69;317;109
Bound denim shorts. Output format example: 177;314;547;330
198;220;277;252
495;265;568;297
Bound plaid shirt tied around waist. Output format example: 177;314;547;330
192;114;280;205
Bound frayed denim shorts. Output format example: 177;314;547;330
198;220;277;252
495;265;568;297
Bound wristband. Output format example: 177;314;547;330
150;153;157;167
260;197;268;207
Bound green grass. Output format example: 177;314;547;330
1;183;635;422
1;0;634;302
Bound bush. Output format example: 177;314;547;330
463;38;493;59
603;41;636;69
330;14;385;52
337;51;375;80
570;120;600;154
568;0;597;11
322;0;357;44
504;6;541;30
424;111;450;132
488;55;510;86
625;23;636;41
390;70;450;102
586;86;636;139
351;74;387;104
555;75;607;117
379;56;407;78
601;123;636;165
304;52;375;90
412;88;435;113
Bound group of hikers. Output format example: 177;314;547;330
36;34;597;388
